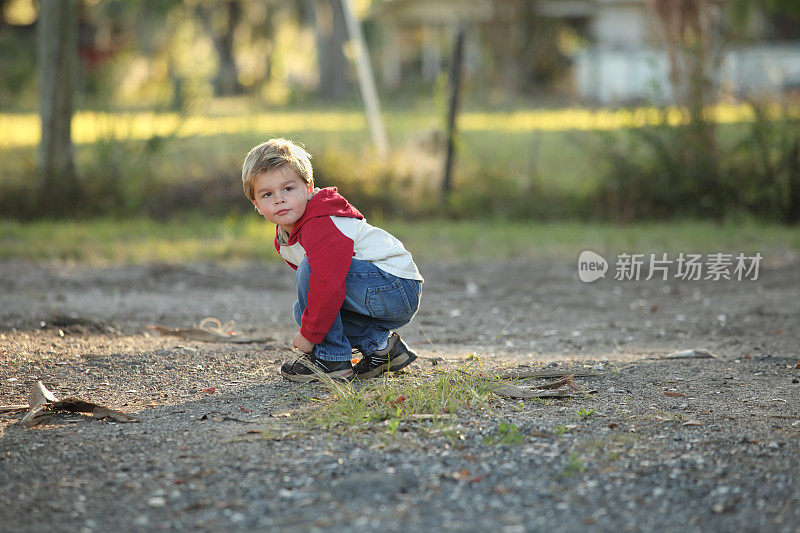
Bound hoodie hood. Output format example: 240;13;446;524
279;187;363;244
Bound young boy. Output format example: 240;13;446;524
242;138;424;382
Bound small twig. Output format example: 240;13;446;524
476;318;516;359
417;320;441;354
497;371;599;380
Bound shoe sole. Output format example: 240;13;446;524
356;351;417;380
280;368;354;383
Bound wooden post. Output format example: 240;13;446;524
340;0;389;158
442;28;465;207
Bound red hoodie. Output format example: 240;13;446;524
273;187;364;344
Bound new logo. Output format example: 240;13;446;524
578;250;608;282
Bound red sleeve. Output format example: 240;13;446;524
298;217;354;343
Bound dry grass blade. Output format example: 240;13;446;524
0;405;30;414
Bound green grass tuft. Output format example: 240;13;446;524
302;365;495;433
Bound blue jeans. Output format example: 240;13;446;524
293;258;421;362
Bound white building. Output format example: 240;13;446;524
539;0;800;104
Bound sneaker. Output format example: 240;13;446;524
354;333;418;380
280;354;354;383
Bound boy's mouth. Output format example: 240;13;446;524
275;209;290;216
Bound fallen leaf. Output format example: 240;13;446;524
147;324;269;344
203;387;217;394
387;396;406;408
646;349;716;360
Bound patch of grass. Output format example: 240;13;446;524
562;452;587;478
483;422;526;445
1;217;796;265
576;408;596;420
302;365;495;433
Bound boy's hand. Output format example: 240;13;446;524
292;332;314;354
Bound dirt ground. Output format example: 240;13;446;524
1;256;799;532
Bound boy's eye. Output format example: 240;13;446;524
263;192;271;198
285;186;294;192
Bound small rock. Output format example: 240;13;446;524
331;471;418;499
147;496;166;507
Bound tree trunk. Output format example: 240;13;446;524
196;1;244;96
38;0;78;212
310;0;348;100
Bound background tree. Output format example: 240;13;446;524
303;0;348;100
195;0;245;96
38;0;79;213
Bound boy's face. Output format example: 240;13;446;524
251;166;313;234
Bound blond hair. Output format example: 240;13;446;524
241;138;314;201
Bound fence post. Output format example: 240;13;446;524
442;28;465;208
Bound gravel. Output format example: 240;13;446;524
1;257;798;532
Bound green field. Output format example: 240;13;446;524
1;217;796;265
0;104;769;201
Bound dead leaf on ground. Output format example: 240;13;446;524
147;318;270;344
645;349;716;360
18;381;138;427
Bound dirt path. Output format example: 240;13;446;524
1;257;798;531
